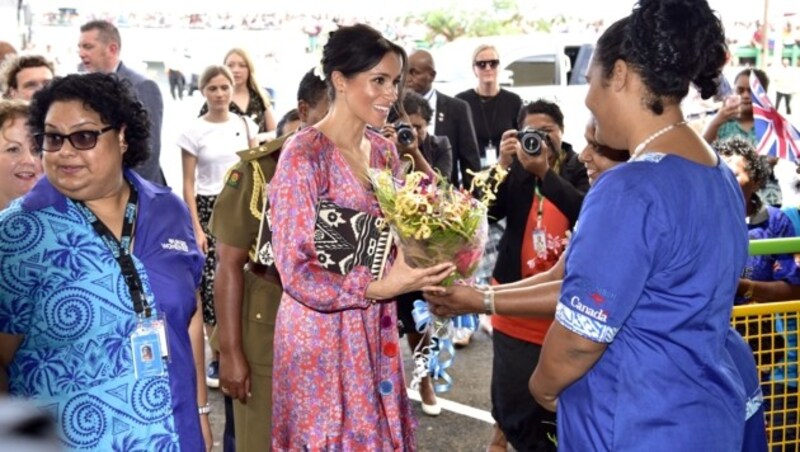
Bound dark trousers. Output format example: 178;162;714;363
168;70;186;100
224;394;236;452
491;330;556;452
776;92;793;115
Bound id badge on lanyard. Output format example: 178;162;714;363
532;187;547;256
483;141;498;168
131;312;170;379
74;179;170;380
533;229;547;256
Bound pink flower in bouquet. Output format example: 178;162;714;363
370;163;505;283
453;246;484;276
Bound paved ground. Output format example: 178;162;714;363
205;328;497;451
401;329;498;452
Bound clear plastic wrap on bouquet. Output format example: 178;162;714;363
371;165;505;393
370;168;491;282
391;208;488;286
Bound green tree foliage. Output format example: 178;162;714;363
423;0;557;42
424;10;469;42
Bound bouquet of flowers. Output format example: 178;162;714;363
370;164;507;392
370;169;492;284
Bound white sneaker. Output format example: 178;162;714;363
453;327;473;348
205;361;220;388
479;314;493;336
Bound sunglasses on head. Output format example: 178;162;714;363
474;59;500;70
34;126;116;153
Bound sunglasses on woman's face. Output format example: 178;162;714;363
474;59;500;70
34;126;116;152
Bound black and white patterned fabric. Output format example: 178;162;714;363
255;199;275;267
257;199;391;279
314;200;390;278
197;194;218;324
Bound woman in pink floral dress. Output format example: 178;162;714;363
268;24;455;451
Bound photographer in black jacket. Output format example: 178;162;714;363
493;100;589;277
483;99;589;451
385;90;453;177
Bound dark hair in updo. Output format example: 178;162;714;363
27;72;150;168
321;23;408;102
297;67;329;106
594;0;727;115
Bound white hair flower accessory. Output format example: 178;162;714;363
313;62;326;81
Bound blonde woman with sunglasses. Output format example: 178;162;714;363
456;44;522;169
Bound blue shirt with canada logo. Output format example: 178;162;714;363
554;153;749;451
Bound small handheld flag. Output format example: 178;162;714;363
750;73;800;162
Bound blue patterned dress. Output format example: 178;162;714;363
0;170;204;451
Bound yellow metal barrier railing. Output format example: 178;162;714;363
732;300;799;450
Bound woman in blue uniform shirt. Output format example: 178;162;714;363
530;0;750;450
0;73;211;451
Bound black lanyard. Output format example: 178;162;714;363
74;180;150;317
478;94;499;147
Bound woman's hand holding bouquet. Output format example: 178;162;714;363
365;247;455;300
370;163;507;392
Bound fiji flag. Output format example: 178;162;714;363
750;74;800;162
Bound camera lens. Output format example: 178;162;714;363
517;128;545;156
395;122;415;146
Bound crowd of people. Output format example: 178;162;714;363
35;8;604;37
35;11;428;50
32;6;800;51
0;0;798;450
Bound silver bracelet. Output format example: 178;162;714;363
482;286;496;315
198;403;211;415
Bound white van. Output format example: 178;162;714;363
431;33;596;147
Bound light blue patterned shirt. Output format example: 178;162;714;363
0;170;204;451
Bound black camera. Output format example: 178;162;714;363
516;128;551;156
395;122;415;146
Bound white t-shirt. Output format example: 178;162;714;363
177;115;257;196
